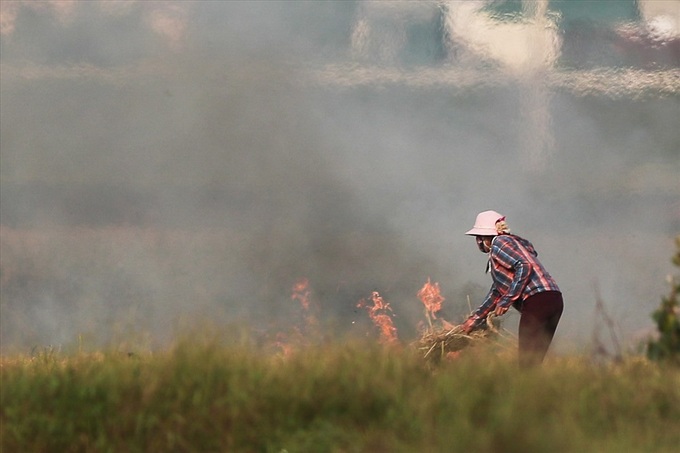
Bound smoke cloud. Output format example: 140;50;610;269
1;1;678;354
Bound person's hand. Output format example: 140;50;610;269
461;317;477;334
494;304;509;316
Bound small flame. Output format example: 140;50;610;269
274;330;297;358
357;291;399;345
418;278;454;332
291;277;312;311
418;278;444;318
273;278;319;356
291;277;318;330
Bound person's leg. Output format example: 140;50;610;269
518;311;544;367
518;292;563;367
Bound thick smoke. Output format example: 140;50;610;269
1;1;678;353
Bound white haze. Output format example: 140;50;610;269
1;1;679;354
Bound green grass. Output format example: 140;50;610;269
2;338;679;453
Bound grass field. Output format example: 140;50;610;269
2;336;679;453
2;228;678;452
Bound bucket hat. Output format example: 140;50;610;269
465;210;505;236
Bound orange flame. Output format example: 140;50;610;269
291;277;318;329
291;277;312;311
357;291;399;345
417;278;454;332
274;330;297;358
273;278;319;356
417;278;444;319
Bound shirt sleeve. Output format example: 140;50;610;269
470;284;501;324
496;242;533;308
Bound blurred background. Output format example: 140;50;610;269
1;0;678;353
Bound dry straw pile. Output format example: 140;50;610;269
416;315;514;364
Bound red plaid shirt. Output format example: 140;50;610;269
470;234;560;323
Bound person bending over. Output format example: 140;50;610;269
462;210;563;367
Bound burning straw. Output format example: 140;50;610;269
415;279;513;363
416;316;500;363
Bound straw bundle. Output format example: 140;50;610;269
417;328;494;360
416;316;503;363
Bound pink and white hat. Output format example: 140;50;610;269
465;210;506;236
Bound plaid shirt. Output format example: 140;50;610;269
470;234;560;323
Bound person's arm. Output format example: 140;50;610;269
462;285;501;333
463;238;533;329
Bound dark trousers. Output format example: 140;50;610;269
517;291;563;367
